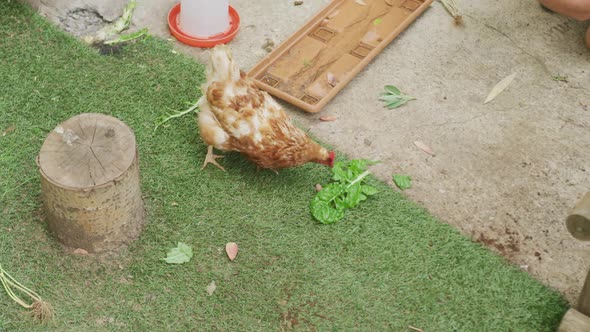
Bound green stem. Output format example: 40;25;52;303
154;100;200;131
0;264;35;309
327;170;371;204
348;170;371;188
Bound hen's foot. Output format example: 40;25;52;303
201;146;225;171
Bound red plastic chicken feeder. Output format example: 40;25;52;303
168;0;240;48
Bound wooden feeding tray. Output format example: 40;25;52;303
248;0;433;113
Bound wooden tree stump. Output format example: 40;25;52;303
38;113;145;253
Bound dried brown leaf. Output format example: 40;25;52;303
484;73;516;104
414;141;435;156
225;242;238;261
206;280;217;296
319;115;338;122
73;248;89;255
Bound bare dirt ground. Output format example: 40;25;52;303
23;0;590;304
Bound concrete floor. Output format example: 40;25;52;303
24;0;590;303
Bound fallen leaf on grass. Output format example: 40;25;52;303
393;174;412;190
484;72;516;104
355;0;367;5
225;242;238;261
206;280;217;296
162;242;193;264
315;184;323;192
1;126;15;137
73;248;89;255
319;115;338;122
413;141;435;156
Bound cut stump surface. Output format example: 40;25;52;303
38;113;144;252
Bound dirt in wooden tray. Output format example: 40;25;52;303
249;0;433;113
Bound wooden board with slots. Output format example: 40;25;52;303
248;0;434;113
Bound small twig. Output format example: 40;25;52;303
409;326;425;332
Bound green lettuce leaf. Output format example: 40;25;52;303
162;242;193;264
393;175;412;190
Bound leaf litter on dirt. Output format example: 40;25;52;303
319;115;338;122
379;85;415;109
393;175;412;190
439;0;463;26
414;141;435;156
484;73;516;104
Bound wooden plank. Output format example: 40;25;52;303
558;309;590;332
249;0;433;113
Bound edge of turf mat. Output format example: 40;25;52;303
0;1;568;331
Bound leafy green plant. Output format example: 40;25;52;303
379;85;415;109
552;74;568;83
162;242;193;264
392;174;412;190
311;159;379;224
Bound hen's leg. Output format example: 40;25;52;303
255;166;278;175
201;145;225;171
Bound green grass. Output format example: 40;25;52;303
0;1;568;331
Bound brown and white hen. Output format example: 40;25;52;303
197;45;335;172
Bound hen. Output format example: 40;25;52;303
197;45;335;172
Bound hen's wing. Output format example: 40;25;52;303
202;76;312;168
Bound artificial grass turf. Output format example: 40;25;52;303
0;1;568;331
